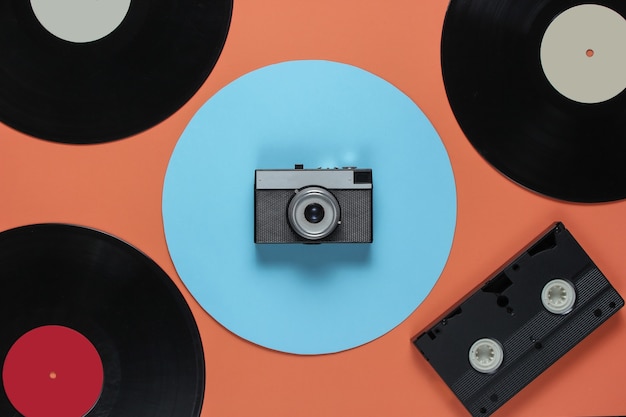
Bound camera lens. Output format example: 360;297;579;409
304;203;325;223
288;187;341;240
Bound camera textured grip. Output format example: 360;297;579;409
255;189;372;243
255;190;297;242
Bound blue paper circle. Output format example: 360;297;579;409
163;60;456;354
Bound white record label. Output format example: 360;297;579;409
30;0;131;43
540;4;626;104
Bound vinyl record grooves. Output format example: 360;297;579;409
442;0;626;202
0;0;232;144
0;224;204;416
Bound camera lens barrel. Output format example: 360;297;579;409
288;187;340;240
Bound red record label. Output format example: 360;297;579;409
2;325;104;417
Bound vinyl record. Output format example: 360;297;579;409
442;0;626;202
0;0;232;144
0;224;204;417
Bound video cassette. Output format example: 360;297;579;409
413;222;624;416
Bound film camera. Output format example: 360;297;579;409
254;165;373;243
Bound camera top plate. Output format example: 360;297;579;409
255;167;372;190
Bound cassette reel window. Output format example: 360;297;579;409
541;279;576;315
468;338;504;374
413;223;624;417
254;165;373;243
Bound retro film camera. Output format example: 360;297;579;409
254;165;373;243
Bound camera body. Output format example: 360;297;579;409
254;165;373;243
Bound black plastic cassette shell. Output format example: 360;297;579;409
413;223;624;417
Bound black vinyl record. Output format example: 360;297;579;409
0;0;232;144
0;224;204;416
442;0;626;203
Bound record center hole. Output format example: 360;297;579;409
49;371;57;380
586;49;594;57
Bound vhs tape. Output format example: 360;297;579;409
413;222;624;416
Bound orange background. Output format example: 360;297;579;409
1;1;625;416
